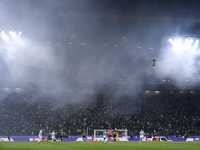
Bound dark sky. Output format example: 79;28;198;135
0;0;199;30
1;0;200;18
0;0;197;38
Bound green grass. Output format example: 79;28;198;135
0;141;200;150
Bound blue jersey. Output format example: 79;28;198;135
51;132;55;137
103;131;108;136
38;130;42;136
140;131;144;136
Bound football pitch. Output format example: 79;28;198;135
0;141;200;150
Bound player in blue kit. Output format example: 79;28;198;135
102;129;109;144
139;129;145;142
37;128;43;144
51;130;56;143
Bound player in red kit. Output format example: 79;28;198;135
108;130;112;143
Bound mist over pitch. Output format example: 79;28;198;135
0;0;200;116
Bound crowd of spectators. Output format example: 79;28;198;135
0;90;199;137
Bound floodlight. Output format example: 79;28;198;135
12;32;16;38
1;31;9;41
193;39;199;49
168;39;174;45
183;39;193;49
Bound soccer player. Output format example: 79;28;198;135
139;129;145;142
60;129;64;143
51;130;56;143
183;132;188;141
153;130;157;141
7;132;11;142
108;130;112;143
37;128;43;144
113;128;118;143
130;131;134;141
48;130;51;142
102;129;109;144
82;130;86;142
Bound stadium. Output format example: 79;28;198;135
0;0;200;150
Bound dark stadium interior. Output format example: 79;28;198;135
0;0;200;139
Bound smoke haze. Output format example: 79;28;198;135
0;0;200;117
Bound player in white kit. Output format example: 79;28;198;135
51;130;56;143
102;129;109;144
37;128;43;144
139;129;145;142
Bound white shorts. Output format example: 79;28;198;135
39;136;42;140
52;136;55;139
103;136;106;138
140;135;144;139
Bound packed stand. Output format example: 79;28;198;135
0;90;199;137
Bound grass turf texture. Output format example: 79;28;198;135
0;141;200;150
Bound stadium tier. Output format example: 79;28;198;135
0;90;199;137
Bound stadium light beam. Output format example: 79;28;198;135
169;39;174;45
1;31;10;42
184;39;193;49
9;31;17;38
193;40;199;50
173;38;182;52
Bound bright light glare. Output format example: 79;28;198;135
9;31;17;38
169;38;200;54
0;31;22;42
173;38;182;52
1;31;10;41
184;39;190;49
193;40;199;49
169;39;174;45
184;39;193;49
